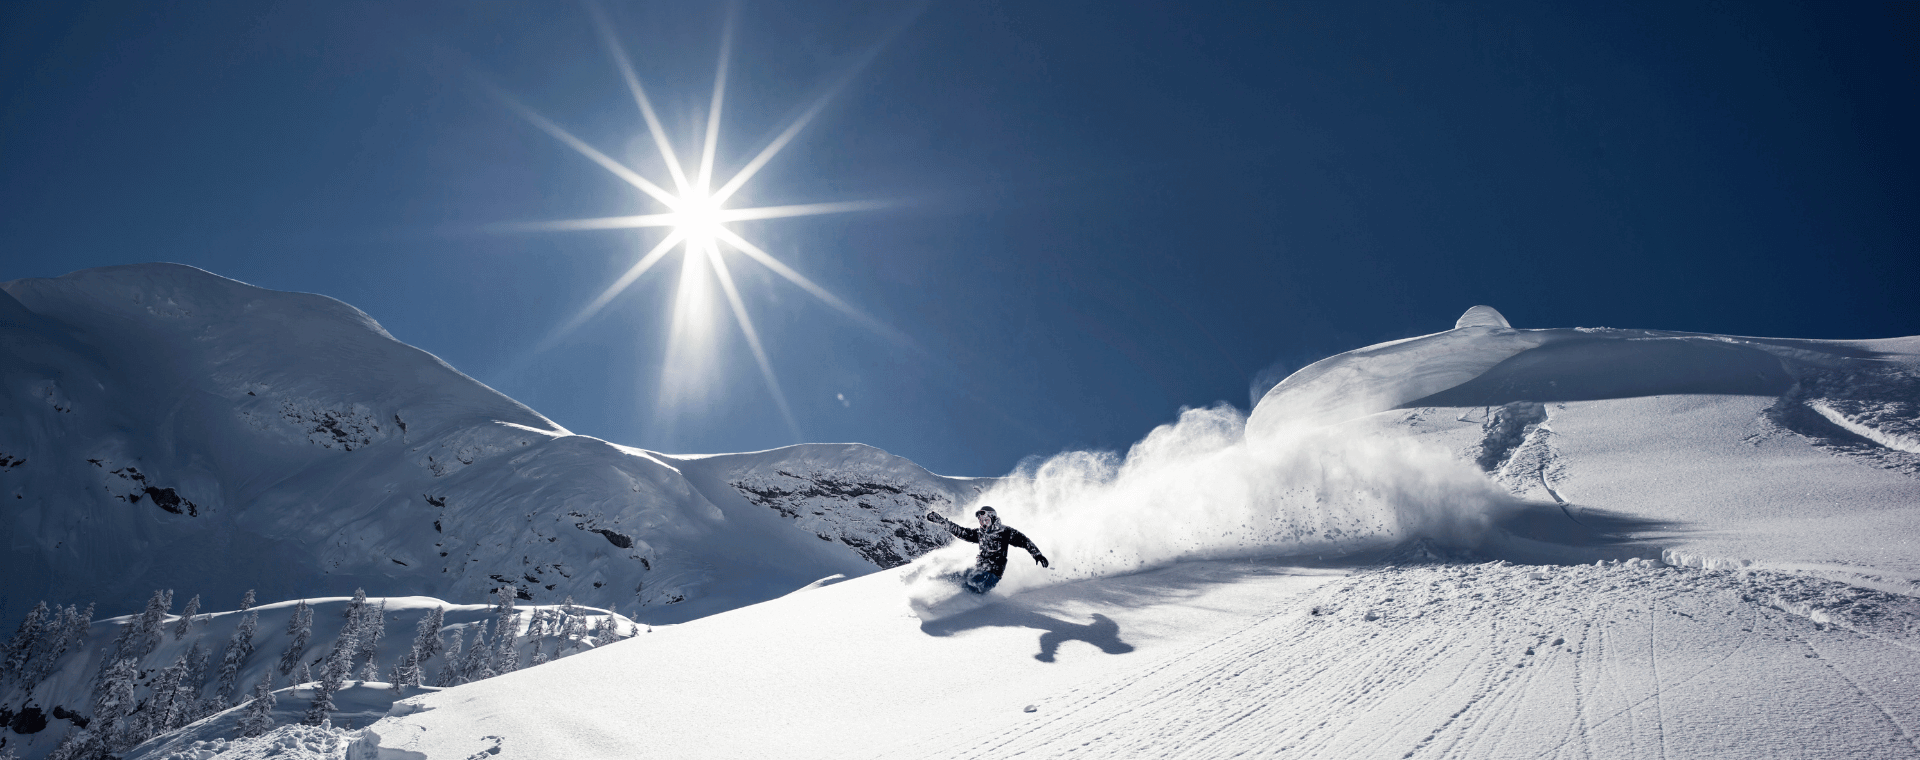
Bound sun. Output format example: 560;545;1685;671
667;191;727;249
483;3;913;442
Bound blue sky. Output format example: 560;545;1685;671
3;1;1915;476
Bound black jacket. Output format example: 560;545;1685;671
939;520;1044;576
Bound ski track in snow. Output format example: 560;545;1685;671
899;561;1920;760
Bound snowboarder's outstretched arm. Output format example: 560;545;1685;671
1008;528;1050;568
924;511;980;543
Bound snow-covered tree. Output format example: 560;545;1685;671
238;588;255;612
495;634;520;674
92;657;140;755
132;589;173;660
434;629;463;687
556;597;587;652
352;601;387;673
524;607;548;639
302;676;337;726
362;656;380;683
492;589;520;674
388;649;422;695
530;638;547;667
411;606;445;668
173;593;200;640
140;652;191;739
295;659;312;686
306;616;359;724
236;670;277;738
462;620;494;683
277;599;314;676
214;607;261;708
27;604;91;688
44;727;96;760
93;618;137;687
182;637;210;692
342;588;367;622
1;600;48;683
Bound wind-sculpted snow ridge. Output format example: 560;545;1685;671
0;264;976;624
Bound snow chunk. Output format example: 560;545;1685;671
1455;305;1511;330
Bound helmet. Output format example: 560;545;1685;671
974;506;998;525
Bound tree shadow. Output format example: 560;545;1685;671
920;607;1135;662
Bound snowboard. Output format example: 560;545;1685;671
906;572;995;619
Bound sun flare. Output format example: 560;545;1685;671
488;3;912;442
666;191;727;249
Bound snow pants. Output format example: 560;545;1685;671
962;567;1002;595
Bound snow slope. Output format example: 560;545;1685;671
0;264;981;626
353;306;1920;759
355;556;1920;759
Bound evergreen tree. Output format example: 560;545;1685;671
410;606;444;671
295;659;312;686
238;589;256;612
556;597;587;653
27;604;92;688
236;670;276;738
141;652;190;739
387;650;421;695
302;677;337;726
351;601;386;673
530;638;547;667
277;600;314;676
132;589;172;660
495;633;519;675
1;600;47;683
214;608;261;708
462;621;494;683
342;588;367;623
434;630;462;687
306;617;358;725
182;638;210;694
304;652;346;725
173;594;201;640
361;656;379;684
93;618;137;686
92;657;140;755
492;590;519;674
44;727;95;760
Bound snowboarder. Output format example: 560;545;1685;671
924;506;1048;594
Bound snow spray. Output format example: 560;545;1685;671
905;402;1517;608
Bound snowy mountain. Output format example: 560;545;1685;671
8;266;1918;759
0;264;983;629
347;305;1920;760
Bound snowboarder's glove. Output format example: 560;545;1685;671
924;511;948;524
1034;554;1049;568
